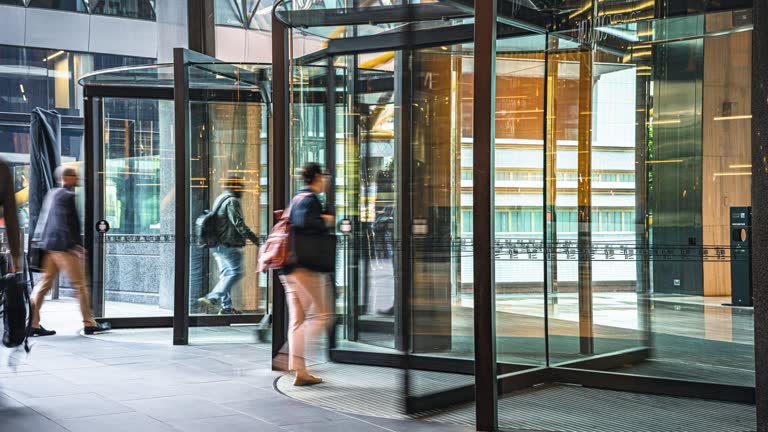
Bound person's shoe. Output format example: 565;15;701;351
28;326;56;337
84;322;112;335
219;307;242;315
377;306;395;316
294;374;323;386
197;297;215;307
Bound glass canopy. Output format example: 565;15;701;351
80;62;270;90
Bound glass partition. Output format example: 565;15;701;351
281;3;756;430
97;97;175;318
186;61;271;343
539;13;755;388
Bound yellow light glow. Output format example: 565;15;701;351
646;119;680;125
496;109;544;115
645;160;684;164
713;115;752;121
729;164;752;169
45;50;65;61
714;172;751;177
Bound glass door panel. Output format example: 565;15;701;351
185;61;271;344
355;65;397;349
553;15;756;387
96;97;175;318
404;46;475;411
492;47;548;368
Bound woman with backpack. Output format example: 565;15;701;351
279;162;335;386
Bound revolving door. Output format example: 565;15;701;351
80;51;273;344
273;1;757;430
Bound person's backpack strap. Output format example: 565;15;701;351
282;192;312;221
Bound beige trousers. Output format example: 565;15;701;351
31;250;96;327
279;268;332;372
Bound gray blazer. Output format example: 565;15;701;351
39;187;81;252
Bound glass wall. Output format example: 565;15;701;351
0;46;153;117
215;0;272;31
14;0;157;20
100;97;175;317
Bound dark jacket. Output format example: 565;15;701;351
0;160;21;264
40;187;81;252
284;188;331;274
289;188;328;236
212;192;258;248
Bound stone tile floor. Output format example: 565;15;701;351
0;299;473;432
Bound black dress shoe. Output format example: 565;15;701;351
28;326;56;337
218;307;242;315
84;322;112;335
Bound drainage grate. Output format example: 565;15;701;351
276;363;756;432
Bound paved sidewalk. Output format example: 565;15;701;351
0;299;473;432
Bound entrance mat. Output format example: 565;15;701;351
276;363;756;432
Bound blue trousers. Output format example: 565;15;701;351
206;246;244;309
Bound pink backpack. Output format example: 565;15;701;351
257;193;310;273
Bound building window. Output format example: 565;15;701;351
618;173;635;182
249;0;273;31
462;209;473;233
495;170;544;182
90;0;156;20
493;208;543;233
0;45;153;116
215;0;273;30
555;210;578;233
592;209;635;232
27;0;88;13
556;171;578;181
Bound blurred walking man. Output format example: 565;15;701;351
29;166;111;336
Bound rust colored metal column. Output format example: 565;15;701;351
271;14;290;367
472;1;498;430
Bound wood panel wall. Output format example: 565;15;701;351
702;28;753;297
208;102;265;311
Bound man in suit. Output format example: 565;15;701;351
29;166;111;336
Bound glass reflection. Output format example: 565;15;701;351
89;0;156;20
27;0;87;13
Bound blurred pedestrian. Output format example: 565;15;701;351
29;166;111;336
197;176;259;314
280;162;335;386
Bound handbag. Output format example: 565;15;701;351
292;232;337;273
1;272;32;351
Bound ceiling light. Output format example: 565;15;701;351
44;51;65;62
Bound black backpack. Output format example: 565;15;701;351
195;196;231;248
1;272;31;352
